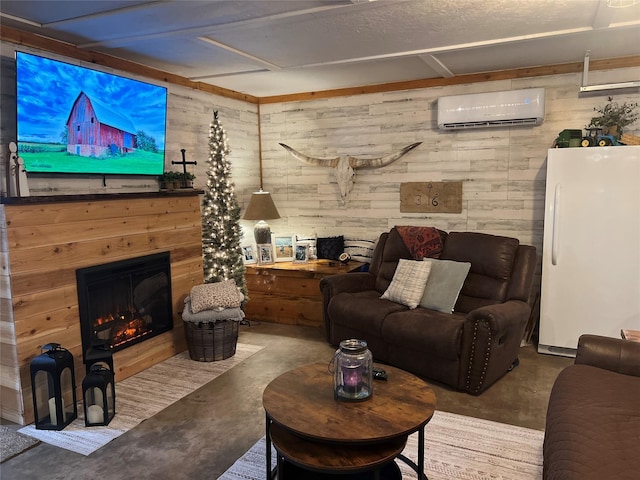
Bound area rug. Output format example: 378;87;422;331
18;343;263;456
218;411;544;480
0;425;40;463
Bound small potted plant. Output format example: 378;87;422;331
160;171;181;190
180;172;196;189
586;97;639;140
159;172;171;190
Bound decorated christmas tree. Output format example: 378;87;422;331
201;111;247;297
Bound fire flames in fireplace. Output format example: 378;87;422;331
94;306;154;349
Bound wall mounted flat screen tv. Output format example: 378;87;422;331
16;51;167;176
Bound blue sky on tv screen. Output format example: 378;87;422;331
16;52;167;149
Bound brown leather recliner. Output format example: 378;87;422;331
320;227;537;394
543;334;640;479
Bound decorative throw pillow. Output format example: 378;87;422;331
189;280;242;313
380;259;432;309
395;226;443;259
419;259;471;313
317;235;344;260
344;237;377;263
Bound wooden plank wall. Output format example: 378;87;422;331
0;194;204;425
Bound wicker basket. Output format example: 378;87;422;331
184;320;239;362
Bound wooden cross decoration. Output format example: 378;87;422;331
172;148;197;174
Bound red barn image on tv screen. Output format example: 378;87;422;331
66;91;137;158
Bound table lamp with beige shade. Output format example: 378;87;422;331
242;188;280;244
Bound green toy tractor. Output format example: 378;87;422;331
581;127;618;147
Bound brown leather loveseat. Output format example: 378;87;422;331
320;227;536;394
543;334;640;479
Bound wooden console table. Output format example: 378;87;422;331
243;259;364;327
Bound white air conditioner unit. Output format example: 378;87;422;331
437;88;545;130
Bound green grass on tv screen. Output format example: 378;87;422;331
21;143;164;175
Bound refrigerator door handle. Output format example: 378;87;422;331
551;184;561;265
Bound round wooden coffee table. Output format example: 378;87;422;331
262;362;436;479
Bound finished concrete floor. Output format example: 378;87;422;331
1;322;573;480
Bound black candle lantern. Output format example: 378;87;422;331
30;343;77;430
85;343;114;375
83;343;115;426
82;365;115;426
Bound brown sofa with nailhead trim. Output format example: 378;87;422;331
320;227;537;394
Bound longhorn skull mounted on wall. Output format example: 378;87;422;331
279;142;422;205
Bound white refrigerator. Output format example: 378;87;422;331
539;146;640;357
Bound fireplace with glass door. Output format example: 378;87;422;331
76;252;174;363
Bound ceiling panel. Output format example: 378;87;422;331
209;56;441;97
60;2;340;44
209;0;602;68
436;27;640;76
108;41;268;78
0;0;151;24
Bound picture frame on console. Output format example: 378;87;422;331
272;234;294;262
241;244;257;265
293;242;309;263
258;244;274;265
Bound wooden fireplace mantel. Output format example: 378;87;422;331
0;193;205;425
0;189;204;205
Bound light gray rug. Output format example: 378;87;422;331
219;411;544;480
0;425;40;463
18;343;264;456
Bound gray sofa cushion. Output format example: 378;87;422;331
419;259;471;313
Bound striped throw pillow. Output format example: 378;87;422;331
344;237;377;263
380;259;432;309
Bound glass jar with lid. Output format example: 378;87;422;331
332;339;373;401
